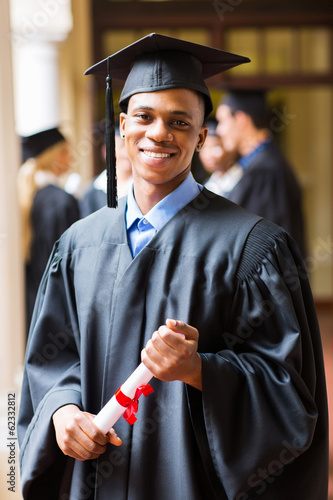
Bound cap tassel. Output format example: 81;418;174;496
105;57;117;208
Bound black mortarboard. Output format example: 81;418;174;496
221;89;269;127
85;33;250;208
21;127;65;163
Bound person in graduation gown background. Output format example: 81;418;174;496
216;89;307;258
18;34;328;500
200;118;243;197
80;123;133;218
17;127;80;336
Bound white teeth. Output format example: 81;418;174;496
143;150;171;158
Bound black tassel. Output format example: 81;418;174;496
105;57;117;208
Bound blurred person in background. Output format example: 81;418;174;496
17;127;80;335
200;118;243;197
80;124;132;217
216;89;306;257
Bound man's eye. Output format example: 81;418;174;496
173;120;188;126
137;114;150;120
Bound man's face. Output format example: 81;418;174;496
199;135;225;174
120;88;207;189
216;104;241;153
52;142;71;176
199;134;238;175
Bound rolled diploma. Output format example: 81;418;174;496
93;362;153;434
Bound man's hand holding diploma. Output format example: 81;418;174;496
52;404;122;461
53;319;201;460
142;319;202;391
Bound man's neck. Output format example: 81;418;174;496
239;129;270;157
132;172;190;215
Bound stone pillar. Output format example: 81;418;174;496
13;40;61;135
0;5;25;493
0;0;25;394
10;0;73;135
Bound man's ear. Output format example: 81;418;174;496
198;125;209;150
119;112;127;137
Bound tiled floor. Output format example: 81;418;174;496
318;307;333;498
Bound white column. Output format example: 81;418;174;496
10;0;73;135
0;6;24;495
0;0;24;394
13;41;61;135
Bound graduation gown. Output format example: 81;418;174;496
25;184;80;333
226;141;307;258
18;189;328;500
79;183;106;218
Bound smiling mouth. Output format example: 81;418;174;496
142;150;173;158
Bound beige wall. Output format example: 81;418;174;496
282;87;333;298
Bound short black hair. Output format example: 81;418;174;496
221;90;269;130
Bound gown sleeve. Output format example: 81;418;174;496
18;237;82;500
188;219;327;500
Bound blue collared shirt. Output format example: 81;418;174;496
126;173;201;257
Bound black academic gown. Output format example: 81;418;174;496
226;141;307;258
80;183;106;218
25;184;80;334
18;189;328;500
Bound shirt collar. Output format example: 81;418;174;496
126;173;201;232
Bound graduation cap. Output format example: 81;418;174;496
21;127;65;163
85;33;250;208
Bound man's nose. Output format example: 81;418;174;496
146;119;172;143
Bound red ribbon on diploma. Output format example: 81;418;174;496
115;384;154;425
